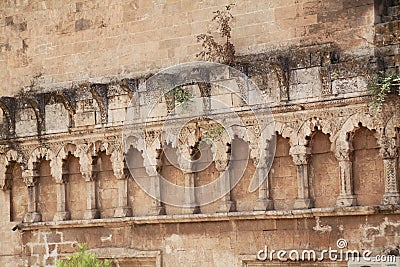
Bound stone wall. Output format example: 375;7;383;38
0;75;397;266
0;0;400;266
0;0;376;96
19;213;400;267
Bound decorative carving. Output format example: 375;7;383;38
145;129;162;147
379;135;400;205
334;140;353;161
0;97;16;136
0;70;398;221
0;149;23;190
379;136;398;159
110;146;126;180
90;83;108;124
22;169;38;187
289;145;311;165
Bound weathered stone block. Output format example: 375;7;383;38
74;112;96;127
45;103;69;133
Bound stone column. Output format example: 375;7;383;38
53;161;71;221
149;174;165;215
217;162;236;212
0;173;12;219
23;169;42;223
176;143;199;214
335;144;357;207
0;173;11;191
83;179;99;219
254;167;274;211
53;180;70;221
183;170;199;214
380;137;400;205
83;176;99;219
79;152;100;220
216;143;236;213
145;150;165;215
81;157;100;220
114;170;132;217
111;149;132;217
250;140;274;211
290;146;314;209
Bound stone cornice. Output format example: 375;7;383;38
18;205;400;231
0;95;370;145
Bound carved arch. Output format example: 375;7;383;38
333;112;382;146
293;117;334;147
27;147;56;181
274;121;294;140
331;112;382;159
0;149;24;190
123;134;160;177
90;84;108;124
383;113;400;139
52;143;80;182
18;96;45;135
45;92;76;128
0;97;15;136
76;141;115;181
119;78;138;98
268;62;288;101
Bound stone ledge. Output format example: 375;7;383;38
19;205;400;231
0;94;370;144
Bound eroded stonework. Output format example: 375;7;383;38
0;0;400;267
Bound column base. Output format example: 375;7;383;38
382;193;400;205
336;195;357;207
24;212;42;223
218;200;236;213
53;211;71;221
183;205;200;214
253;198;274;211
84;209;100;220
294;198;314;209
149;205;166;215
114;206;132;218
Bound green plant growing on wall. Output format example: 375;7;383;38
368;72;400;111
203;125;224;140
165;85;193;110
174;86;193;108
196;4;236;64
199;124;225;147
56;244;112;267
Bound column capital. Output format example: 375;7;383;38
22;170;39;187
289;145;311;165
334;141;353;161
55;173;69;184
214;141;231;172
